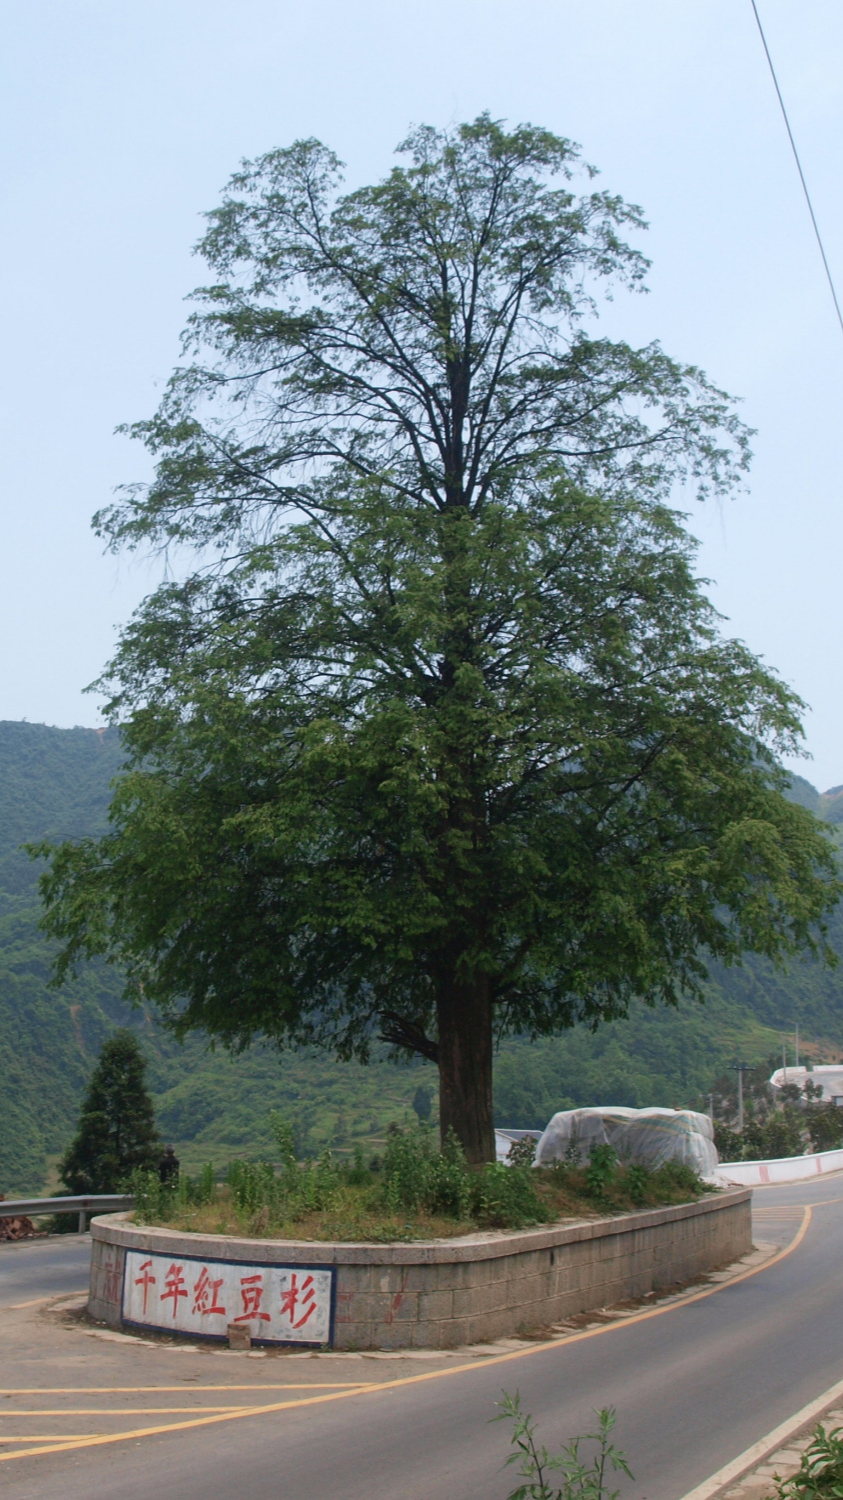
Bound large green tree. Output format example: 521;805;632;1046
38;118;838;1163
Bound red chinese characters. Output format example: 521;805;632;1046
280;1272;317;1330
234;1273;271;1323
161;1262;188;1318
134;1258;156;1315
192;1265;226;1317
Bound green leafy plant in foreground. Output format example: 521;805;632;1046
586;1145;618;1200
773;1424;843;1500
495;1392;632;1500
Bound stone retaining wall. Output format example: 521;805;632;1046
90;1188;750;1350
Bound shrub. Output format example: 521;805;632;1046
472;1164;544;1229
716;1107;806;1162
507;1135;538;1168
805;1104;843;1154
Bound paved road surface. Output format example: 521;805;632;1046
0;1232;91;1306
1;1179;841;1498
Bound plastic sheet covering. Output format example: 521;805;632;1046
534;1107;718;1178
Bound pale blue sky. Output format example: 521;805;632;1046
1;1;841;786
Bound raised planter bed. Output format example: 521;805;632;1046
89;1187;750;1350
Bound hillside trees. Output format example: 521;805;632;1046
36;117;839;1164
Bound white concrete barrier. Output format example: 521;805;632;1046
714;1146;843;1186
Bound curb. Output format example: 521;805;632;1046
677;1376;843;1500
715;1152;843;1188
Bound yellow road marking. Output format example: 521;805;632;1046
0;1407;312;1416
0;1206;813;1465
0;1383;372;1394
754;1212;806;1218
0;1436;113;1443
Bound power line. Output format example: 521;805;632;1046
750;0;843;341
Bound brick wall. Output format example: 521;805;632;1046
90;1189;751;1350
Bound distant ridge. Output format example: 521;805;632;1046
786;772;843;826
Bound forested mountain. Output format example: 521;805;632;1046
1;722;841;1193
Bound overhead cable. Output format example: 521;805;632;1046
750;0;843;340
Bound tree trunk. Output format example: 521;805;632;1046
436;972;495;1165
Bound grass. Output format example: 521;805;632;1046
131;1123;709;1242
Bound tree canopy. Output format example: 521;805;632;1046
37;117;839;1163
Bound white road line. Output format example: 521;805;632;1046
677;1376;843;1500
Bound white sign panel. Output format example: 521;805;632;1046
122;1249;334;1344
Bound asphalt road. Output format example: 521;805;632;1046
1;1179;842;1499
0;1232;91;1306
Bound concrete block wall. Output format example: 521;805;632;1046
90;1189;750;1350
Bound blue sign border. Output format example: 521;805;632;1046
120;1248;337;1348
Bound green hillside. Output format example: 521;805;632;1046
1;721;841;1193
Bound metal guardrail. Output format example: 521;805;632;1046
0;1195;134;1233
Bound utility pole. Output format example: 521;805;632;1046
795;1024;800;1068
782;1041;788;1084
733;1064;750;1132
708;1093;714;1123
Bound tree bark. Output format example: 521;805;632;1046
436;972;495;1165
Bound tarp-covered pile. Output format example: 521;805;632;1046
534;1106;718;1179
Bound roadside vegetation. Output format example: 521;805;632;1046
496;1393;632;1500
130;1119;707;1242
771;1423;843;1500
713;1064;843;1162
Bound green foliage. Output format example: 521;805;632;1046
60;1030;160;1192
33;116;840;1168
473;1163;544;1230
495;1393;632;1500
4;719;843;1194
586;1145;618;1199
626;1164;649;1207
715;1083;843;1162
131;1158;217;1222
507;1135;538;1168
544;1155;706;1215
379;1125;542;1226
774;1424;843;1500
0;723;129;1192
805;1103;843;1153
130;1118;703;1238
412;1085;433;1123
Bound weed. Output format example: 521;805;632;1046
507;1135;538;1168
495;1391;632;1500
473;1163;544;1229
626;1164;648;1207
132;1119;706;1240
774;1423;843;1500
586;1145;617;1199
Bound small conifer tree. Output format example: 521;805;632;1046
60;1030;161;1192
